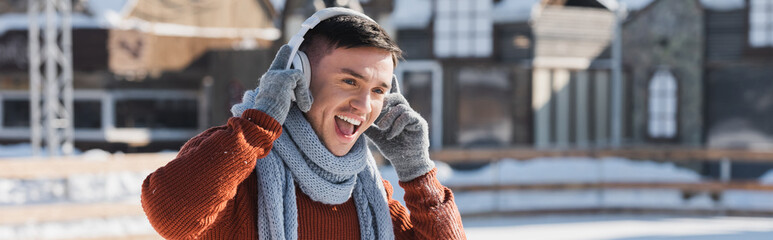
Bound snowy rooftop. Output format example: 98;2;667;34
492;0;542;24
0;0;127;36
620;0;746;11
2;0;751;35
699;0;745;11
0;0;280;40
391;0;432;29
391;0;747;29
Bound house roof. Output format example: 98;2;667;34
699;0;744;11
389;0;747;30
617;0;655;11
493;0;617;24
391;0;432;29
0;0;280;40
493;0;542;24
392;0;613;27
620;0;744;12
622;0;745;24
0;0;122;36
392;0;539;28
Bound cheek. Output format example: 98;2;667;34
308;71;329;98
370;100;384;118
308;80;323;99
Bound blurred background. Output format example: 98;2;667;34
1;0;773;239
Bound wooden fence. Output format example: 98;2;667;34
0;153;175;240
431;147;773;217
430;147;773;163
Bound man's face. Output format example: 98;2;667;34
304;46;393;156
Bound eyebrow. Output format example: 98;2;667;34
340;68;390;89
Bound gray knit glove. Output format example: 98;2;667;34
365;93;435;182
230;45;312;124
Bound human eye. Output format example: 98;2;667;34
343;78;356;85
373;88;385;94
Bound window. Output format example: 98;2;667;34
2;99;30;127
647;67;678;139
749;0;773;47
403;71;433;122
74;100;101;129
116;99;197;129
0;90;201;143
456;67;511;147
434;0;492;58
397;61;444;149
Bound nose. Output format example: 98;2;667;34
350;90;372;114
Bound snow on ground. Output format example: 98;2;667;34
380;157;745;215
0;145;147;206
463;214;773;240
0;216;155;240
0;143;82;158
4;144;773;239
439;157;701;186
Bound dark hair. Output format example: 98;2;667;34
299;15;402;67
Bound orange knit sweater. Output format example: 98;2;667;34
141;109;466;239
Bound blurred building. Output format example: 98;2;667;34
0;0;279;151
392;0;773;151
393;0;617;149
620;0;773;179
622;0;773;151
701;0;773;150
1;0;771;153
622;0;705;147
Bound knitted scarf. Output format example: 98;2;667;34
254;106;394;240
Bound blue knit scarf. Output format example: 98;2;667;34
247;106;394;240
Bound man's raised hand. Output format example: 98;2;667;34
364;93;435;182
230;45;313;123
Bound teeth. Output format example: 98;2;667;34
336;115;361;126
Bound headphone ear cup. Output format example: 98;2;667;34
290;51;312;83
289;51;313;104
297;51;312;84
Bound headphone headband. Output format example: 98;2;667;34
285;7;377;69
283;7;400;95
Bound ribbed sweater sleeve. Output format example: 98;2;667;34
388;168;467;239
141;109;282;239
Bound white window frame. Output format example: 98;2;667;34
0;90;202;145
647;67;678;139
434;0;493;58
395;60;444;149
749;0;773;47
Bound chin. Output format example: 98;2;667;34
329;139;358;156
330;146;350;157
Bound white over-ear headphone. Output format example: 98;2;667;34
285;7;401;94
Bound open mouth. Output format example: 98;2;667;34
335;115;362;137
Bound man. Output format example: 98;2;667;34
141;8;465;239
